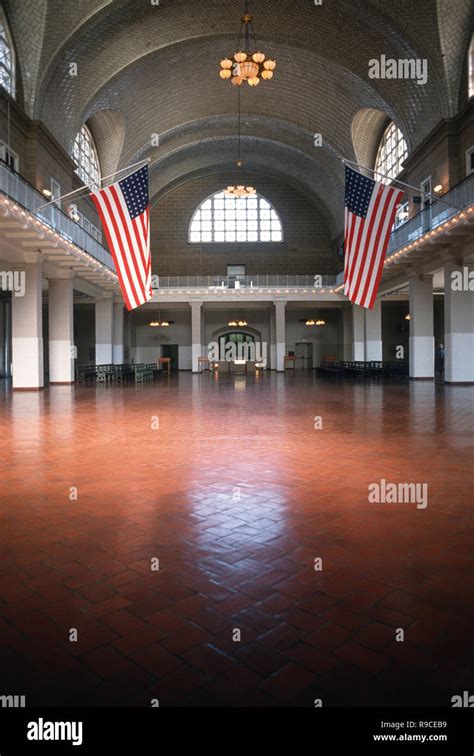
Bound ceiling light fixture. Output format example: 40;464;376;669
219;0;276;87
149;309;170;327
306;316;326;326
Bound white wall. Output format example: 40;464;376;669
125;306;344;370
285;309;342;367
129;308;192;368
203;308;272;365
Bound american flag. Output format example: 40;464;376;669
91;165;152;311
344;166;404;309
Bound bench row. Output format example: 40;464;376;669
319;360;409;378
78;363;162;384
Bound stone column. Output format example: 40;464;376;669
409;275;434;379
444;261;474;383
191;301;202;373
113;301;124;365
365;299;383;361
48;272;74;384
274;300;286;372
352;304;365;361
95;294;114;365
269;306;276;369
11;253;44;389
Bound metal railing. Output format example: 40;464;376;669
387;172;474;256
153;274;338;290
0;161;115;271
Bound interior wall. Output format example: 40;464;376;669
74;304;95;365
381;299;444;361
285;309;343;366
129;307;192;368
151;173;336;278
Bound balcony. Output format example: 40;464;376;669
153;274;338;291
0;161;115;271
387;172;474;257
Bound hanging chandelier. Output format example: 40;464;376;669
149;310;169;327
305;317;326;326
219;0;276;87
224;184;256;198
224;88;256;198
228;316;248;327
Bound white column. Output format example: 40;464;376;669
48;272;74;384
275;300;286;372
113;301;124;364
365;299;383;361
352;304;365;361
444;261;474;383
409;275;434;379
342;307;352;360
11;254;43;389
269;307;276;369
95;295;114;365
191;301;202;373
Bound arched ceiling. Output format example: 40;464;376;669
5;0;471;235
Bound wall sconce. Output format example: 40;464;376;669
434;185;443;194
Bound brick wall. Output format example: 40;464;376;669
151;174;336;277
398;99;474;219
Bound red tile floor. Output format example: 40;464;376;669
0;372;472;707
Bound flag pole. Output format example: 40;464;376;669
34;157;151;212
339;156;464;212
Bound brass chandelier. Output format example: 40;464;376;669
219;0;276;87
149;308;169;327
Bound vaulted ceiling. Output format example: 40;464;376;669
5;0;473;235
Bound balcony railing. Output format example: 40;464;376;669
0;161;115;271
153;274;338;290
387;172;474;256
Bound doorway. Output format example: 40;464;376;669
161;344;179;370
295;342;313;370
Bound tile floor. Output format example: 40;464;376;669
0;372;472;707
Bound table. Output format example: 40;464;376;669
198;357;210;372
159;357;171;374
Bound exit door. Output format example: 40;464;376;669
295;342;313;370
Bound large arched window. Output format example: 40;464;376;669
374;122;408;184
73;125;101;191
0;10;15;98
189;191;283;243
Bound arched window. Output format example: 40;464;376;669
468;33;474;99
374;122;408;184
189;191;283;243
0;10;15;97
73;125;101;191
